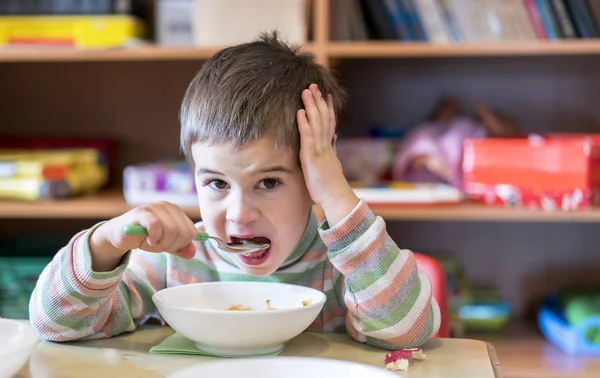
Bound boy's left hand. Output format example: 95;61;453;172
297;84;359;226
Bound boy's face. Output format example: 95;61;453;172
191;138;313;276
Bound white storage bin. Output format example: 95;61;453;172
156;0;194;46
191;0;308;46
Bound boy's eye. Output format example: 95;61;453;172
258;178;281;190
208;179;229;190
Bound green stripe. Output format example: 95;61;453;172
282;210;318;265
333;271;345;306
366;306;435;349
361;277;421;333
58;254;97;306
328;245;349;259
346;245;397;292
41;292;91;330
119;281;132;311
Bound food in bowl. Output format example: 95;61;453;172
227;298;312;311
153;281;326;356
227;304;252;311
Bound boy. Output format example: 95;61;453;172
30;33;440;350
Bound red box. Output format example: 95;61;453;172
462;134;600;210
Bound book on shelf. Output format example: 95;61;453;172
340;0;600;43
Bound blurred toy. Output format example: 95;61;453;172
392;97;519;188
436;256;510;336
337;137;398;184
123;160;197;208
539;288;600;355
458;290;511;333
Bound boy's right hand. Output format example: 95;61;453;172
89;202;198;272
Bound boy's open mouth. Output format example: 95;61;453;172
231;236;271;266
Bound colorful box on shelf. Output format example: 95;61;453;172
0;15;145;48
539;296;600;355
0;136;117;181
123;161;197;208
463;134;600;211
0;148;108;200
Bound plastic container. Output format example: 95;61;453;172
538;296;600;355
458;291;510;332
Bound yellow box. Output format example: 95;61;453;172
0;15;145;49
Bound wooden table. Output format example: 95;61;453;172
15;326;502;377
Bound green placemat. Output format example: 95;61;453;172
149;332;285;358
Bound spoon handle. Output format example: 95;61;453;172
123;225;209;242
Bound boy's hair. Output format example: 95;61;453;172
180;32;347;159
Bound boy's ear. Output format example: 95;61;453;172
332;134;338;152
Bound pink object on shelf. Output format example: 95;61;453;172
392;117;487;188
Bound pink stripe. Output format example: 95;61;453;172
98;295;119;336
168;268;204;284
320;201;369;245
131;255;161;290
375;306;432;346
337;228;386;273
360;256;416;312
323;307;347;326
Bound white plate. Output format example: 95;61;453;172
167;357;401;378
0;319;39;378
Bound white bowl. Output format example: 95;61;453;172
153;282;326;356
0;319;39;378
168;357;399;378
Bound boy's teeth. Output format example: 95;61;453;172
242;250;267;258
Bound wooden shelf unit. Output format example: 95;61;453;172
1;1;600;377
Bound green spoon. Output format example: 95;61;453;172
123;225;270;255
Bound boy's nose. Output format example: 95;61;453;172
225;194;260;225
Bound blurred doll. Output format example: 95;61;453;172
392;97;518;188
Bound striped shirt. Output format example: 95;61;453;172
29;200;441;349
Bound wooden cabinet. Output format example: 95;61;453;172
1;1;599;376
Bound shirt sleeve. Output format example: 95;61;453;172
29;223;167;341
319;200;441;349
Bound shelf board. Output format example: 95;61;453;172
327;40;600;59
367;203;600;222
0;190;199;219
474;322;600;378
0;43;316;62
2;40;600;62
2;189;600;222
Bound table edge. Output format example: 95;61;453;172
485;341;504;378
